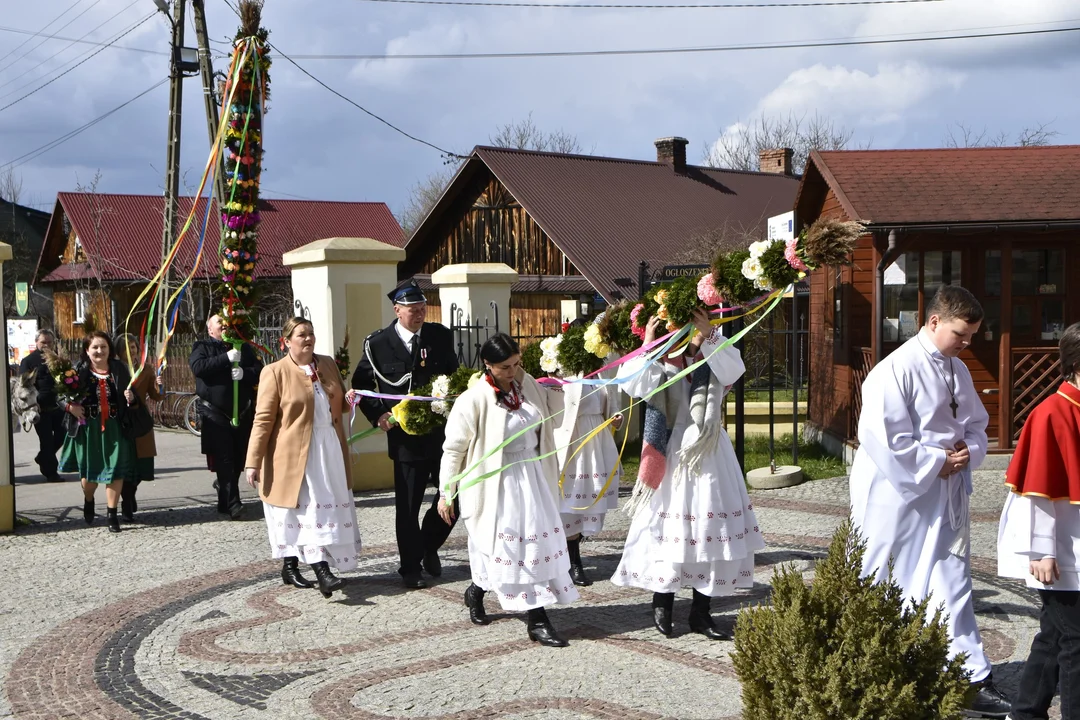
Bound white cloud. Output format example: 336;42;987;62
754;62;964;126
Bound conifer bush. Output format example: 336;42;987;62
732;520;974;720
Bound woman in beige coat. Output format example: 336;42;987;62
438;333;578;647
246;317;361;598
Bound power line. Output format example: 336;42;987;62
0;24;165;54
0;11;157;114
0;0;142;94
0;0;86;67
280;23;1080;59
357;0;945;7
0;0;103;75
0;78;168;172
220;0;466;159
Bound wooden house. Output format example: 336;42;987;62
401;138;800;343
33;192;404;339
795;145;1080;455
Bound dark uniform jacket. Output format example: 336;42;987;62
189;338;262;420
351;321;458;462
19;350;58;410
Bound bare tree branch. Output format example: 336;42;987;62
944;121;1060;148
703;111;856;174
0;166;23;203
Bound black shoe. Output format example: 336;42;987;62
463;583;489;625
120;500;134;522
688;611;730;641
83;499;95;525
423;550;443;577
964;676;1011;718
652;592;674;636
228;503;245;520
526;609;568;647
569;563;592;587
107;508;121;534
281;557;316;589
45;474;63;483
310;561;344;598
402;573;427;590
653;606;673;636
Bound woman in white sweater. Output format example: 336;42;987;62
438;333;578;647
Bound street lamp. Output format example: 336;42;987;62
154;0;200;74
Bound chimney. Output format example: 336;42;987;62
655;137;689;173
759;147;794;175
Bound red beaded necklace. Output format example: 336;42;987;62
484;372;521;411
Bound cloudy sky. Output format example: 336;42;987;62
0;0;1077;221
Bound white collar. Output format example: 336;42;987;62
917;328;945;360
394;321;418;347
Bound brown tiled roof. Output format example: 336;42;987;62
802;146;1080;225
36;193;404;284
406;146;799;301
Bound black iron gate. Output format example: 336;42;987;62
448;301;500;369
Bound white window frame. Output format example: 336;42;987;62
74;290;90;324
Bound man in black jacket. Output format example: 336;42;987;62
189;314;262;519
18;329;64;482
352;279;459;588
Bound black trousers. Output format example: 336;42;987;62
394;457;455;576
1012;589;1080;720
32;409;65;478
202;414;249;513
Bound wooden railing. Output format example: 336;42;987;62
1010;346;1060;441
850;346;874;435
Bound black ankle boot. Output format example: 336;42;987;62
83;499;95;525
652;592;674;636
310;561;343;598
121;481;138;521
281;557;316;589
526;608;568;647
689;589;729;640
107;507;121;534
463;583;489;625
566;537;592;587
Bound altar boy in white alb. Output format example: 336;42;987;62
850;285;1011;719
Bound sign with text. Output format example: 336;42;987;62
14;282;28;316
767;211;795;243
656;264;710;282
6;318;38;366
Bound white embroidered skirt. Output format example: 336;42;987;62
468;447;581;612
559;410;621;537
611;423;763;596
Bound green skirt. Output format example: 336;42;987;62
60;417;135;484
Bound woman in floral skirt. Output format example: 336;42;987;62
246;317;361;598
613;309;764;639
439;333;578;647
59;331;135;534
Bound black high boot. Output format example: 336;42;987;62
463;583;489;625
566;537;592;587
106;507;121;534
281;557;316;589
310;561;344;598
689;589;729;640
652;592;674;636
83;498;95;525
120;480;139;521
526;607;568;647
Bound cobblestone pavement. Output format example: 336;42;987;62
1;431;1054;719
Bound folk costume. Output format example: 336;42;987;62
850;330;994;680
120;364;163;520
546;376;622;586
441;370;578;646
247;354;361;598
351;280;458;586
190;337;262;518
998;381;1080;719
613;327;763;639
58;359;135;532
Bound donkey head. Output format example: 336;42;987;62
10;369;40;432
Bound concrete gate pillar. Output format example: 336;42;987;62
431;263;517;333
283;237;405;491
0;242;14;532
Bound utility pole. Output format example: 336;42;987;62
191;0;224;206
157;0;188;349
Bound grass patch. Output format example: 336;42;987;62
617;433;844;484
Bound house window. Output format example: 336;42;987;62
883;250;962;343
74;290;90;324
984;249;1064;343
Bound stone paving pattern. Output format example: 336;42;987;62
0;430;1057;719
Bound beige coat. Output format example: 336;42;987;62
130;366;162;459
245;354;351;508
440;371;558;556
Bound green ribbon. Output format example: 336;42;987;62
442;290;785;500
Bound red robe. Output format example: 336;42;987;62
1005;381;1080;503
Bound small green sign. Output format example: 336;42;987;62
14;282;28;316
